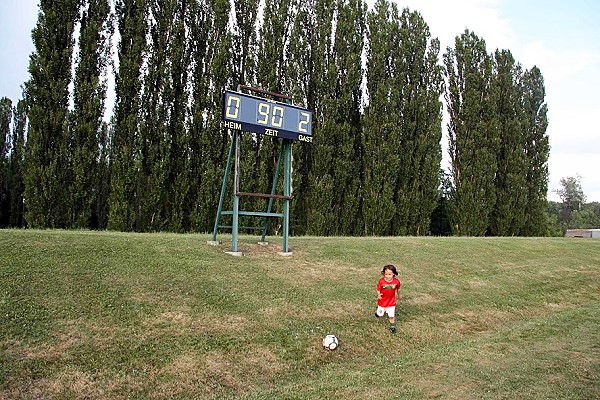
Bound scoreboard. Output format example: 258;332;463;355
222;90;313;142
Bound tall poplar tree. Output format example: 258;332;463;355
363;0;399;235
24;0;80;228
166;0;192;231
489;49;527;236
299;0;337;235
289;0;337;235
334;0;367;235
95;121;111;229
286;0;329;234
521;66;549;236
109;0;147;231
71;0;112;228
0;98;11;226
253;0;312;235
363;2;443;236
444;30;498;236
391;8;443;235
9;101;27;228
138;0;185;231
235;0;263;226
188;0;234;231
308;0;366;235
233;0;259;87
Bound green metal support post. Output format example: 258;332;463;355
282;140;292;254
209;130;237;243
260;144;285;243
231;130;242;254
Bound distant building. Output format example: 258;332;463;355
565;229;600;238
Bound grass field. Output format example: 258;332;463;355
1;230;599;399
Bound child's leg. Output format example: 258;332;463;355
388;308;397;333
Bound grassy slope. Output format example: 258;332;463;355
0;230;598;399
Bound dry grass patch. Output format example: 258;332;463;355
266;260;369;290
420;381;482;400
270;261;333;287
333;383;390;399
3;338;69;364
142;308;193;334
154;354;207;398
404;292;440;306
141;307;254;339
444;309;514;335
315;300;366;319
260;300;367;324
3;319;94;363
157;345;286;398
190;313;252;335
0;364;112;400
45;368;103;399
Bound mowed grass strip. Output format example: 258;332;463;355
0;230;598;399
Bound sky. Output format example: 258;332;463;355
1;0;599;202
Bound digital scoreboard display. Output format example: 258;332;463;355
222;90;313;142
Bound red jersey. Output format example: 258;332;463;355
377;277;401;307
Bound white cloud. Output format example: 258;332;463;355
398;0;515;51
521;41;599;80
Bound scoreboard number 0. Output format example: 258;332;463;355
226;95;240;119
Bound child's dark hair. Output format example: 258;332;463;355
381;264;397;276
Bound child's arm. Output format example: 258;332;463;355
377;289;382;300
396;285;402;301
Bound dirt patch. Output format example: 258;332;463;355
220;240;306;257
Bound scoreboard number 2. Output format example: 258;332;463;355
299;112;310;133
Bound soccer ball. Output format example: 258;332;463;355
322;334;339;350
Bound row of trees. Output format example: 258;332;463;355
0;0;550;236
444;33;549;236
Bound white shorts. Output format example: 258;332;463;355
376;305;396;318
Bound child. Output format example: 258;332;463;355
376;264;402;333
